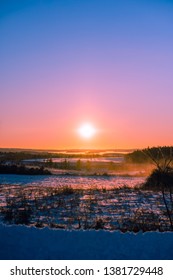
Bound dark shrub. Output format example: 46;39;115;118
143;168;173;190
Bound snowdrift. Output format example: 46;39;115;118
0;224;173;260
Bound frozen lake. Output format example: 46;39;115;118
0;174;145;189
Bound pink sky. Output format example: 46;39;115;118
1;0;173;149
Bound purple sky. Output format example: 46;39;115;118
0;0;173;149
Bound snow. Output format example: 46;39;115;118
0;174;144;188
0;224;173;260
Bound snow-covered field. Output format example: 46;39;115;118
0;184;170;231
0;223;173;260
0;173;172;260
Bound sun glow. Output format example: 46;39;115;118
78;123;96;139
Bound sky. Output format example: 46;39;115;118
0;0;173;150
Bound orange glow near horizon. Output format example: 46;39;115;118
1;116;172;151
0;109;173;151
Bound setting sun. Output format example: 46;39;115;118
78;123;96;139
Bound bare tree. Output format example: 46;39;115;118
144;146;173;171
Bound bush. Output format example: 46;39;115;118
143;168;173;190
59;186;75;195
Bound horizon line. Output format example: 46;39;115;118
0;147;137;152
0;146;171;152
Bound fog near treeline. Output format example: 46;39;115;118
1;146;172;177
